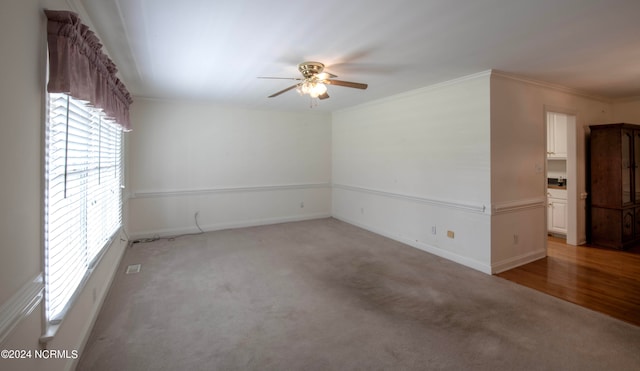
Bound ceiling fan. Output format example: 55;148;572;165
259;61;368;101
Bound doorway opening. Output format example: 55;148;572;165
545;110;580;246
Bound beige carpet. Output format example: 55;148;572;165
77;218;640;370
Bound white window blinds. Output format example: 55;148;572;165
44;93;123;323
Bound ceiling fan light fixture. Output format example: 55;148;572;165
309;82;327;98
296;80;327;98
296;81;310;95
262;61;367;105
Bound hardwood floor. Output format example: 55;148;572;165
497;236;640;327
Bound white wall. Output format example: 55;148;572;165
613;98;640;123
0;0;43;310
489;73;612;271
331;70;618;275
127;99;332;238
0;2;129;371
0;2;48;366
332;73;493;273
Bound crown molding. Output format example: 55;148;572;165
612;95;640;103
336;70;492;114
490;70;613;103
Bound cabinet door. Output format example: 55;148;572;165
546;113;554;156
547;112;567;158
553;114;567;158
635;208;640;238
634;131;640;203
591;207;622;248
547;196;553;231
548;198;568;234
622;130;633;205
623;209;634;240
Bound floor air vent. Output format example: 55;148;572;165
125;264;141;274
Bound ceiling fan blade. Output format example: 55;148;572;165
326;79;368;89
268;84;299;98
318;92;330;100
258;77;303;80
317;72;338;79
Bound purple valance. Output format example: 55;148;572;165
45;10;133;131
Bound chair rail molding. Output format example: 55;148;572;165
491;197;547;215
130;182;331;199
332;183;487;214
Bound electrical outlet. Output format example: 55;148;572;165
513;234;519;244
431;226;437;235
300;202;304;208
447;230;455;239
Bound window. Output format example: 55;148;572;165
44;93;123;323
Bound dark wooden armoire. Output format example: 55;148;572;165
590;123;640;249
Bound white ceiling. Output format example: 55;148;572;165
74;0;640;112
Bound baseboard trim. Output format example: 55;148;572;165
0;273;44;346
130;182;331;199
130;213;332;239
333;183;487;214
491;249;547;274
333;215;492;274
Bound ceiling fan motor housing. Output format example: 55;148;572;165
298;62;325;78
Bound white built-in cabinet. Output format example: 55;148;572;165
548;188;567;235
547;112;568;159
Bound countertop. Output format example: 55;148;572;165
548;185;567;190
